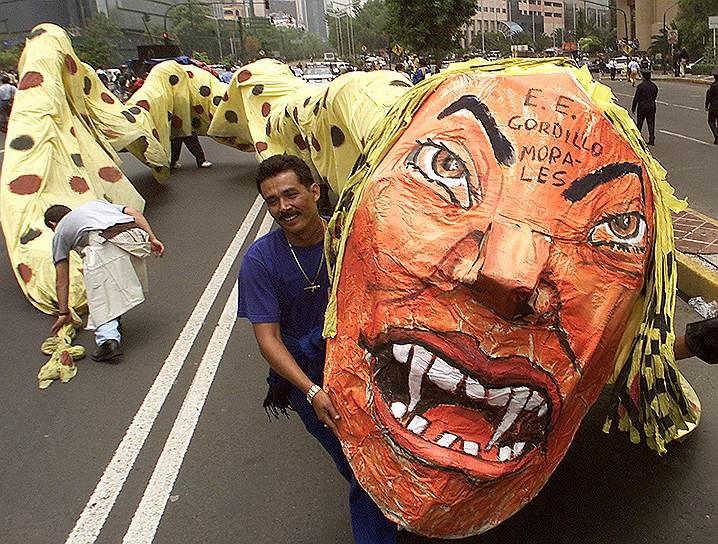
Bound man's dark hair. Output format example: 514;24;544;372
1;74;10;84
255;154;315;194
44;204;72;228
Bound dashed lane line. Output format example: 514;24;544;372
121;211;273;544
660;130;715;147
612;91;702;111
65;194;265;544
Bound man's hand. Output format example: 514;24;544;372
311;389;341;435
149;236;164;256
51;313;77;335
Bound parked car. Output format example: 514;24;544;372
611;56;629;75
302;63;335;84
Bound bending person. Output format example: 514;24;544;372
44;200;164;362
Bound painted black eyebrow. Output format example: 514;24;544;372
562;162;643;202
437;95;515;166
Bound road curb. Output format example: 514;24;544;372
674;207;718;302
653;76;712;86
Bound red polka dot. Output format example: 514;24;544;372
60;350;73;366
171;115;183;129
261;102;271;117
101;92;114;104
311;135;321;152
152;128;160;140
105;129;122;138
64;54;77;74
294;135;307;150
193;104;204;114
255;142;268;153
18;71;44;90
136;100;150;111
237;70;252;82
70;126;76;137
186;70;194;78
98;166;123;182
17;263;32;283
9;174;42;194
70;176;89;193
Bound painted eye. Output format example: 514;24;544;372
588;212;647;252
407;139;476;208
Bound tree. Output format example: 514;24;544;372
386;0;476;59
579;35;603;55
0;44;23;72
674;0;716;59
168;2;218;59
72;13;123;67
328;0;390;57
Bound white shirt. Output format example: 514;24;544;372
0;82;16;101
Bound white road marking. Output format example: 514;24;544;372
65;195;265;544
121;211;273;544
660;130;715;146
612;91;702;110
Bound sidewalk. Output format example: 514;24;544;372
652;73;713;86
674;208;718;302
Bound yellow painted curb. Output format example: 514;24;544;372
676;252;718;301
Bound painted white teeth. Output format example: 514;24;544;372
463;441;479;456
525;391;544;411
499;446;512;461
407;415;428;434
488;388;532;448
390;402;407;419
436;433;458;448
538;403;547;418
512;442;526;456
486;387;512;407
392;344;411;364
465;377;486;400
407;346;433;411
427;357;463;393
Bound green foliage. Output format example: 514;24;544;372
72;13;123;67
579;35;603;55
168;3;218;59
386;0;476;58
246;26;327;61
328;0;390;56
221;54;236;67
0;44;22;71
192;51;211;64
690;63;716;74
674;0;717;59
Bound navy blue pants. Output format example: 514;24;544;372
288;385;398;543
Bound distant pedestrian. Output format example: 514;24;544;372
171;134;212;169
0;73;17;132
628;58;640;86
608;59;617;80
412;59;431;84
706;68;718;145
632;69;658;146
679;48;689;77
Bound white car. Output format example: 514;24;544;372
302;63;335;84
611;56;629;75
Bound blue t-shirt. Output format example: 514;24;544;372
237;228;328;342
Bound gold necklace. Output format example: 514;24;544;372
286;221;325;292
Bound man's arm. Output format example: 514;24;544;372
631;87;640;113
253;322;340;434
51;260;75;334
122;207;164;256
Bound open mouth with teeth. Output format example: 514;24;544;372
364;330;562;479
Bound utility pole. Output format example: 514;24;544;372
480;0;485;54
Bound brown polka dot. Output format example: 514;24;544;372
65;54;77;74
261;102;271;117
9;174;42;194
29;28;47;39
222;92;229;102
136;100;150;111
152;128;160;140
265;119;271;136
70;126;76;137
224;110;238;123
98;166;122;182
331;126;345;147
101;92;114;104
71;154;83;167
312;101;320;115
292;107;299;123
169;74;179;85
9;135;34;150
121;111;137;123
255;141;268;153
303;97;311;108
237;70;252;82
20;228;41;244
360;137;366;148
17;263;32;283
186;70;194;78
18;71;43;90
128;106;141;115
199;85;211;97
294;134;307;150
83;76;92;95
251;84;264;95
193;104;204;114
311;135;321;152
70;176;89;193
212;96;222;106
105;129;122;137
172;115;183;129
60;350;73;366
192;117;201;129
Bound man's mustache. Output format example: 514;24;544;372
278;209;298;221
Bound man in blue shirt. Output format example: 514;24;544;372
237;155;397;543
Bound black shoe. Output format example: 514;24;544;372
91;340;123;363
648;140;655;146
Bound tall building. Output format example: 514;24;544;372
615;0;680;50
297;0;327;39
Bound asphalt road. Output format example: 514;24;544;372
1;77;717;544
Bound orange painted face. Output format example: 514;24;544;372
326;72;654;537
